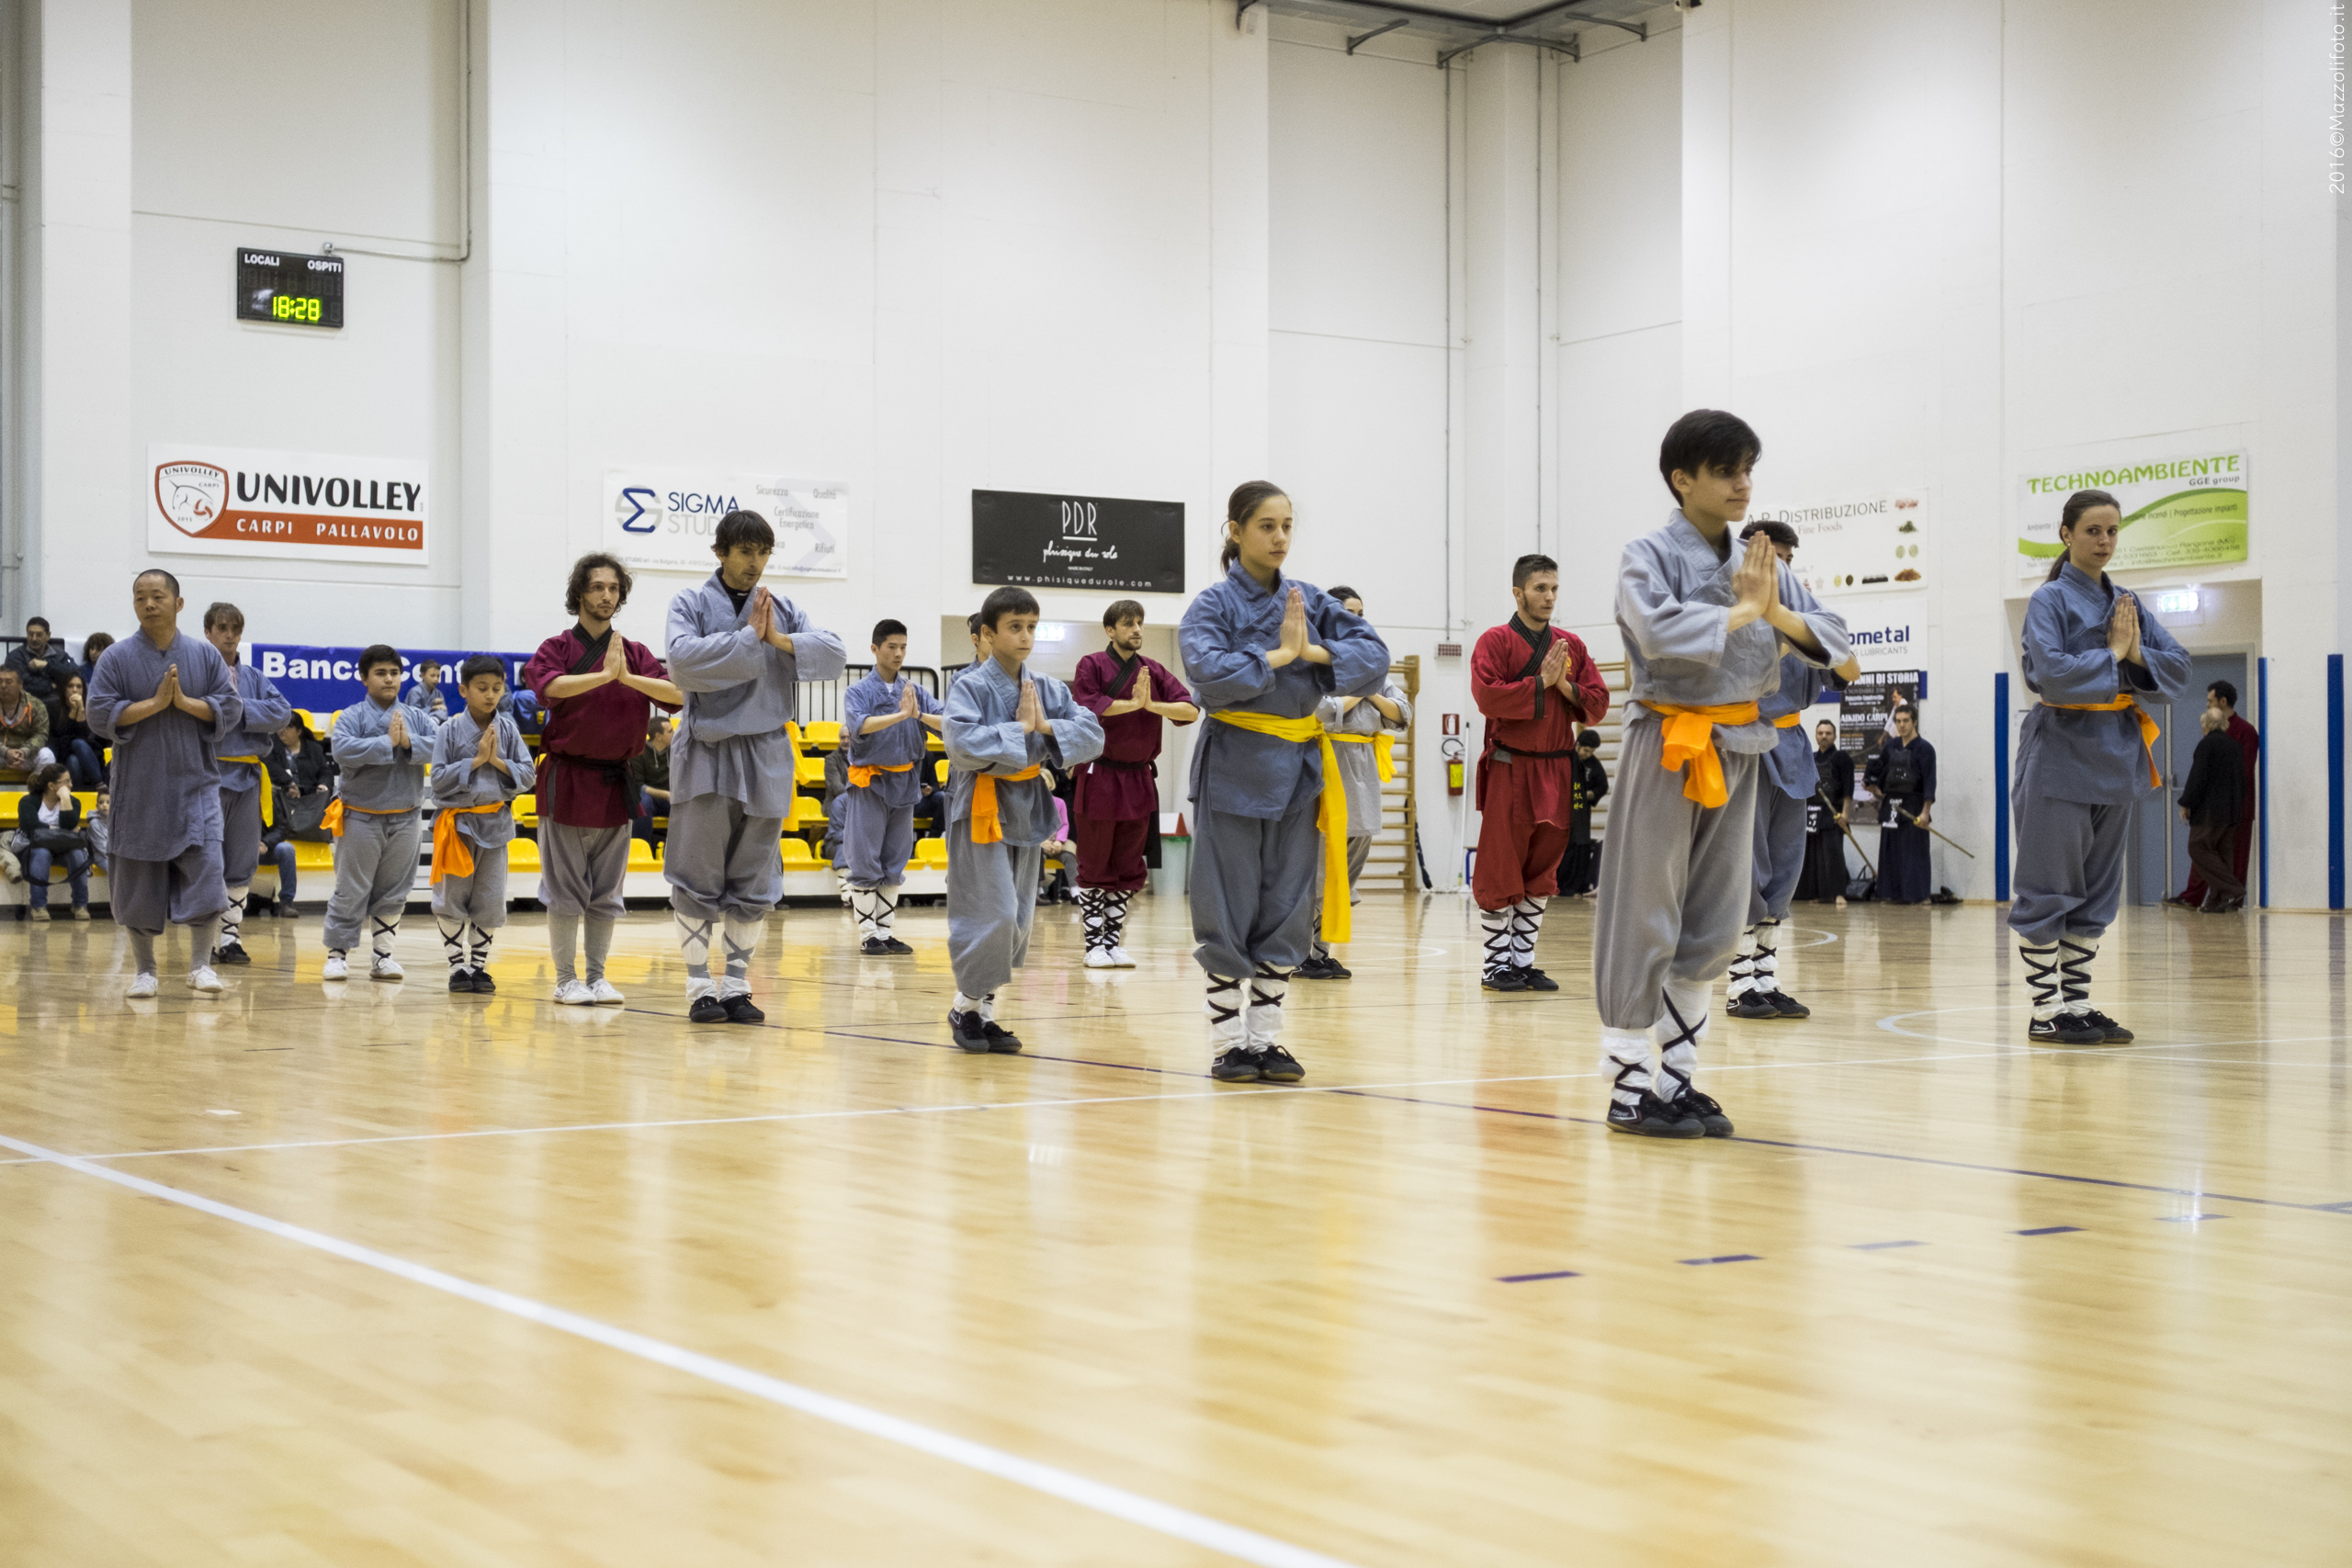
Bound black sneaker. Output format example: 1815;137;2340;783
276;897;300;919
1211;1047;1261;1082
949;1009;991;1053
1482;966;1528;993
1256;1044;1305;1083
1605;1091;1704;1139
722;995;765;1024
447;969;473;993
1515;964;1559;993
471;968;496;994
2028;1013;2104;1044
1668;1088;1735;1137
860;938;892;956
882;937;915;954
1761;988;1810;1019
1726;991;1781;1020
1317;956;1351;979
2076;1009;2133;1043
213;942;251;966
689;995;729;1024
1295;955;1338;980
982;1021;1023;1055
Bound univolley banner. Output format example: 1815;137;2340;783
601;470;848;579
148;444;430;565
248;644;534;716
2017;449;2247;579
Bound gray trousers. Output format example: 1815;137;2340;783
324;810;422;952
946;818;1041;997
842;786;914;889
1192;794;1321;979
2008;795;2130;946
1747;785;1809;925
664;795;783;921
220;781;263;886
432;852;511;928
542;822;630;920
1311;834;1374;957
111;840;228;935
1591;718;1760;1031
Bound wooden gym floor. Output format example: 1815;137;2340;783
0;889;2344;1566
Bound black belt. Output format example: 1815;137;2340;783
547;750;633;788
1087;758;1156;772
1493;746;1575;762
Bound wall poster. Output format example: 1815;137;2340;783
972;490;1184;594
1747;490;1928;597
148;444;429;564
603;471;847;579
2017;450;2247;579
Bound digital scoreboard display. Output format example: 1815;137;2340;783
236;249;344;328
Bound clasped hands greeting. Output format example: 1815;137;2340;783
748;588;797;653
1264;588;1331;669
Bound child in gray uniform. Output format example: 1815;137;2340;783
324;646;440;981
1297;585;1409;981
429;657;537;993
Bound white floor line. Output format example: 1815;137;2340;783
0;1130;1365;1568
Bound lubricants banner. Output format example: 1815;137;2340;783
148;443;430;565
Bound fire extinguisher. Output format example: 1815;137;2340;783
1442;736;1466;796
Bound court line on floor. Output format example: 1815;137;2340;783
0;1132;1363;1568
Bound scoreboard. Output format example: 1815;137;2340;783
236;249;345;329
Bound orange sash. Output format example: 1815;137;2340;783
1770;713;1803;729
431;801;508;884
848;761;914;788
321;799;412;839
2047;695;2163;788
1644;701;1764;809
970;764;1044;844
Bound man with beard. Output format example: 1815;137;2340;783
1069;599;1196;967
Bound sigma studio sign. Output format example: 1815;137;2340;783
1747;489;1929;597
2017;449;2248;580
602;471;848;579
148;444;428;564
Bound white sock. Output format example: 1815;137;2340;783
952;990;985;1020
1480;906;1513;976
1511;897;1546;968
1655;980;1712;1100
1205;974;1247;1051
851;886;885;942
719;913;763;999
876;888;898;938
469;924;493;972
1247;963;1289;1048
437;914;469;971
1600;1027;1651;1106
2059;936;2098;1016
1752;919;1781;995
2020;942;2063;1021
1728;927;1759;998
675;909;715;998
220;884;249;948
371;917;401;959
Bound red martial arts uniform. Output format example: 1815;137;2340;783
1471;616;1610;909
522;627;681;828
1069;649;1194;892
2178;711;2259;906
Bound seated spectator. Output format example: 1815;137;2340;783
0;666;54;778
912;753;948;839
629;714;673;847
80;632;115;676
278;716;337;839
17;762;93;921
85;784;111;872
52;674;105;791
260;743;302;918
506;682;547;739
7;617;77;728
405;658;450;718
1036;772;1077;907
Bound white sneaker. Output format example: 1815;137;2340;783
370;953;405;982
187;966;224;995
588;977;627;1006
26;907;48;923
553;978;594;1006
322;953;350;981
1109;946;1137;968
127;971;160;999
1083;947;1117;969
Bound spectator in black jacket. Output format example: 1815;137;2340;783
1799;717;1856;904
80;632;115;676
7;617;77;728
278;716;336;842
2177;706;2245;913
261;728;303;915
1560;729;1610;897
17;762;93;920
53;674;105;790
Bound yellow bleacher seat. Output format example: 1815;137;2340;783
794;754;827;785
780;837;815;865
803;720;842;750
626;840;658;870
293;842;336;870
926;733;944;751
786;795;827;828
513;794;539;827
507;839;542;870
915;837;947;868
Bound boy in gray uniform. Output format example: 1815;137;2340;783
86;569;245;998
324;645;440;981
664;509;846;1023
200;602;292;966
429;656;537;992
942;587;1103;1053
1298;585;1410;981
842;618;944;954
1593;411;1848;1138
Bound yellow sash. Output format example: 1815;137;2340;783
848;761;914;788
970;764;1043;844
321;799;412;839
1325;729;1397;784
2047;695;2162;789
220;754;274;827
1213;710;1352;943
1770;713;1803;729
431;800;507;884
1644;701;1763;809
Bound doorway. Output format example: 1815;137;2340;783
2125;649;2256;906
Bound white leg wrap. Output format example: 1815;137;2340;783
1728;926;1759;998
370;917;401;958
675;911;715;998
2058;937;2098;1015
1246;962;1290;1047
220;885;250;947
1654;980;1712;1100
1480;907;1514;977
2019;942;2063;1021
718;913;763;999
1510;897;1546;966
1752;919;1781;990
850;886;885;942
437;915;468;970
1205;974;1246;1050
1600;1027;1651;1106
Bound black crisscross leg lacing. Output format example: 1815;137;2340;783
1480;907;1514;977
370;916;401;957
2057;937;2097;1016
2018;942;2061;1018
1204;974;1246;1048
1654;990;1707;1102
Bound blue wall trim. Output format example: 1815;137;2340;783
2257;656;2269;909
2328;654;2343;910
1993;671;2010;903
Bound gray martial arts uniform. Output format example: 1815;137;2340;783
840;671;940;889
2009;562;2191;947
218;658;293;890
942;660;1102;1002
541;823;631;921
1749;647;1846;926
1181;564;1389;1054
427;709;536;929
324;696;439;955
1592;511;1846;1034
1310;678;1410;956
86;631;244;941
663;572;846;999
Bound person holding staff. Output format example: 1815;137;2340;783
201;602;293;967
1559;730;1610;898
2010;489;2191;1044
841;619;944;955
1796;717;1856;905
87;570;244;997
1298;585;1409;981
1180;482;1389;1084
1069;600;1197;969
1865;705;1938;905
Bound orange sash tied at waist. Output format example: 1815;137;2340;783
220;755;273;827
431;800;508;885
320;799;413;839
848;761;914;788
969;764;1044;845
2046;694;2163;789
1770;713;1804;729
1644;701;1763;809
